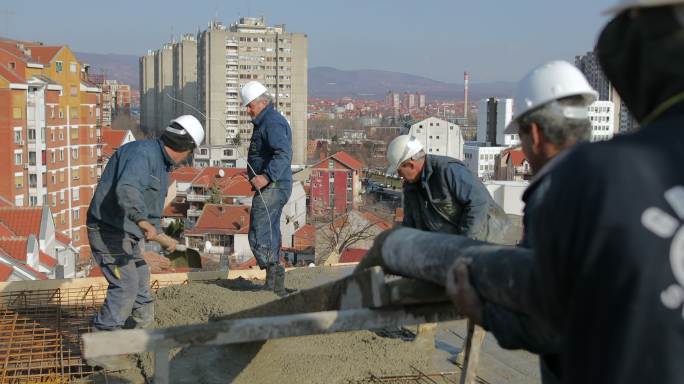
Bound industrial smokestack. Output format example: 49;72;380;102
464;71;469;121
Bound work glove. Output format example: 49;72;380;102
353;227;400;273
446;258;484;325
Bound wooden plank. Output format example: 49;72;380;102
82;303;461;358
460;320;487;384
153;347;170;384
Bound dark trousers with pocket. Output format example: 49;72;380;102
88;226;154;330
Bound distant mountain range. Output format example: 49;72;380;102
74;52;514;100
75;52;139;90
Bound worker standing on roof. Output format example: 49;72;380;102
384;134;510;243
241;81;293;296
358;1;684;382
378;133;510;358
85;115;203;368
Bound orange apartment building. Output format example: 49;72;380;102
0;39;101;263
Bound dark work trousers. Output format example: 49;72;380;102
88;226;154;330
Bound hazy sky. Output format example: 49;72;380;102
4;0;614;83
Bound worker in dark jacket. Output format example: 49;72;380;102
241;81;292;296
386;135;509;243
359;2;684;383
86;115;203;368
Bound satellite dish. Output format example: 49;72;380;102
205;241;212;252
218;169;225;178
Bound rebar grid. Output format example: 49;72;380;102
0;278;195;383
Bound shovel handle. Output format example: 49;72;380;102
153;234;187;252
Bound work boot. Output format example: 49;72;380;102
126;302;154;329
262;265;276;290
273;264;287;297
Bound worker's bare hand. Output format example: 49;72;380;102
446;259;483;325
251;175;269;191
138;220;158;241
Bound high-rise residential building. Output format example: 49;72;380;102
575;50;638;134
588;100;615;142
416;92;426;108
141;17;308;167
0;39;101;260
100;80;132;127
476;98;518;146
172;34;198;118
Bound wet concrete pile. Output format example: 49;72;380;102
115;266;438;383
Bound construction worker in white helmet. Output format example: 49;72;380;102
358;1;684;382
240;81;293;296
86;115;204;369
384;134;510;243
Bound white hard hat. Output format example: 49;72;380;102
604;0;684;14
386;135;424;174
168;115;204;147
505;60;598;134
240;81;268;107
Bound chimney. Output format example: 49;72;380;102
464;71;469;120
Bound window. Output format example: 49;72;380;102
59;131;64;140
73;230;80;241
29;196;37;207
15;175;23;189
59;110;64;119
29;174;37;188
60;213;65;224
51;194;56;207
70;62;77;73
13;107;22;119
72;148;78;159
71;127;78;140
200;148;208;155
59;150;64;161
55;61;63;72
72;168;79;180
59;171;64;183
51;174;55;185
28;129;36;141
223;149;233;157
14;153;21;165
72;188;80;201
14;131;21;143
51;131;55;141
51;151;55;163
60;190;65;203
89;147;94;158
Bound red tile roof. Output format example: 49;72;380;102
339;248;368;263
192;167;245;187
0;238;28;262
509;150;527;167
101;128;131;158
0;196;13;207
312;151;364;171
333;151;364;170
293;224;316;251
55;232;71;245
0;263;12;281
360;211;392;231
186;205;251;235
24;45;62;65
0;222;17;237
220;174;254;197
0;207;43;237
39;251;57;267
0;62;25;83
170;167;202;183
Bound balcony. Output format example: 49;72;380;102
187;208;202;217
186;193;210;202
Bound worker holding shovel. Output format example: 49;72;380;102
85;115;204;368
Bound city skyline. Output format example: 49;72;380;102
4;0;613;83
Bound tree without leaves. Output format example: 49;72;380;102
316;211;379;264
